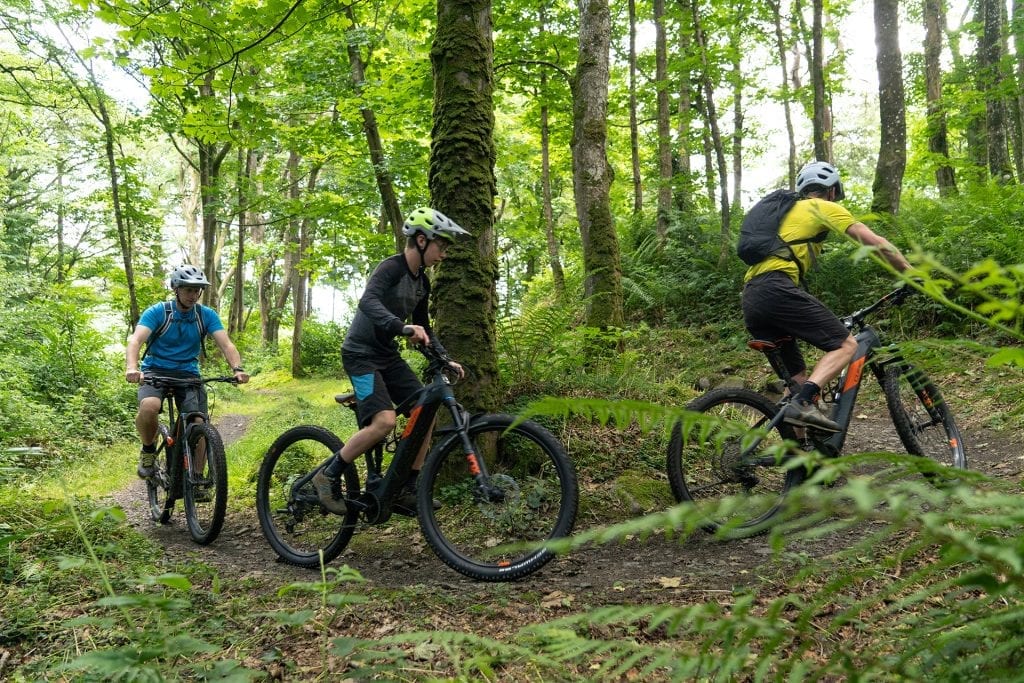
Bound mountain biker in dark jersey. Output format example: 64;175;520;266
741;161;911;432
313;207;468;515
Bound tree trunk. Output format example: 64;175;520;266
729;20;744;217
810;0;832;161
674;0;694;213
197;74;232;309
923;0;957;196
1014;0;1024;181
540;80;565;297
981;0;1015;182
345;7;405;250
691;4;731;268
430;0;500;413
871;0;907;214
572;0;624;329
628;0;643;217
655;0;672;245
770;0;797;189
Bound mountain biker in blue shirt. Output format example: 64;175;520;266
741;161;911;432
125;265;250;478
313;207;468;515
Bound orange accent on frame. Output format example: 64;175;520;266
401;405;423;438
466;453;481;475
842;356;866;393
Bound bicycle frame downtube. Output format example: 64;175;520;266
377;378;446;502
820;326;882;453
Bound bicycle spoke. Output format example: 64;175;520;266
667;388;804;536
257;426;358;568
419;415;577;581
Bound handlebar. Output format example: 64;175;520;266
142;375;240;388
841;284;916;331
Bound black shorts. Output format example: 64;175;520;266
741;271;851;376
342;353;423;427
137;369;208;417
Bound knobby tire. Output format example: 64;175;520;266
256;425;360;568
417;414;578;582
147;431;174;524
183;423;228;545
667;387;805;537
882;363;967;473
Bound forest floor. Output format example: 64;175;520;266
104;380;1021;675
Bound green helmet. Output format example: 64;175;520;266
401;207;470;241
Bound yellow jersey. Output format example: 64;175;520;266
743;198;856;285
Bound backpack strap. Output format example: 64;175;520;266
140;301;175;361
141;300;208;361
194;303;208;359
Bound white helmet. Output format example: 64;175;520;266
169;264;210;289
796;161;845;200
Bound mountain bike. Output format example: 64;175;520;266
667;285;967;535
142;375;238;545
256;343;579;582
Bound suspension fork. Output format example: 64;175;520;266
440;392;504;501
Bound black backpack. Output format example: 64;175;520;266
141;300;208;361
737;189;828;280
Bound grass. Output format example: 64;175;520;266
4;327;1023;680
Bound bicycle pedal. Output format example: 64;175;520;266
391;504;417;518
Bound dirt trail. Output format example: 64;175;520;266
107;402;1020;601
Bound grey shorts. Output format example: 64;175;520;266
138;370;208;417
342;353;423;427
741;271;852;376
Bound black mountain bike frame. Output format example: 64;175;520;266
743;286;919;460
289;346;481;525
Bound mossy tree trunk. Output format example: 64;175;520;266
572;0;623;329
430;0;500;413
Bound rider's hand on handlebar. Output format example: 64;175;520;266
401;324;430;346
446;360;466;380
126;369;143;384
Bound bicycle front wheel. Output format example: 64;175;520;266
147;435;174;524
256;426;360;568
667;388;805;536
883;364;967;471
418;414;578;581
183;423;228;545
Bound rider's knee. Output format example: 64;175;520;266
138;397;161;417
368;411;397;436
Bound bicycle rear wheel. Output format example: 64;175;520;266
146;434;174;524
882;364;967;471
183;423;228;545
418;414;578;581
256;426;360;568
667;387;805;536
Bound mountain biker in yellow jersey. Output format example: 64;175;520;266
313;207;468;515
741;161;911;432
125;265;250;478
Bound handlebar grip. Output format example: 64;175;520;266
401;325;415;337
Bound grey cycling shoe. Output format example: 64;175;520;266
137;449;156;479
782;401;842;433
312;469;348;515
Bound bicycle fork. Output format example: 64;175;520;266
441;395;505;503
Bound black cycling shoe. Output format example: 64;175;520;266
392;489;442;517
